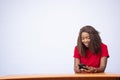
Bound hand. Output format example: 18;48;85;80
80;68;88;73
74;66;81;73
84;66;97;73
74;66;88;73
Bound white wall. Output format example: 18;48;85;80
0;0;120;76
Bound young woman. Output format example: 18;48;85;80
73;25;109;73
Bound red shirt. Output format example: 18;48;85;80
73;43;109;68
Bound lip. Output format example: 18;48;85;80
83;43;89;47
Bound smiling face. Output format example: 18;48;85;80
81;32;90;47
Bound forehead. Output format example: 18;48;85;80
81;32;89;37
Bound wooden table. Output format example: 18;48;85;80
0;73;120;80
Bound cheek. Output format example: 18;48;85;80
81;39;90;43
88;39;90;42
81;40;84;43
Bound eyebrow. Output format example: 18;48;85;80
81;36;90;39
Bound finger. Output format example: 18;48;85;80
85;70;92;73
80;69;85;72
80;69;84;71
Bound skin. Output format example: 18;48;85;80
74;32;108;73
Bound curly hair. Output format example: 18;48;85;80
77;25;102;56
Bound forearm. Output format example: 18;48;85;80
74;58;81;73
95;66;106;73
95;57;108;73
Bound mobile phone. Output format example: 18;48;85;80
78;64;88;70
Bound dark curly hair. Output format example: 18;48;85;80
77;25;102;56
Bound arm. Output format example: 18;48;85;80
85;56;108;73
95;56;108;72
74;58;81;73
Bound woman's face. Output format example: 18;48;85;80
81;32;90;47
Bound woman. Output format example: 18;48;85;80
73;25;109;73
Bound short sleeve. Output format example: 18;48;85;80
73;46;80;58
101;43;109;58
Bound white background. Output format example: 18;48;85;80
0;0;120;76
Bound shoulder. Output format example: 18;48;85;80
100;43;109;57
74;46;79;52
101;43;108;48
74;45;79;50
100;43;108;51
74;45;81;58
75;45;78;49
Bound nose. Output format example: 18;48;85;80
84;39;88;42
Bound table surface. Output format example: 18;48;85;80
0;73;120;79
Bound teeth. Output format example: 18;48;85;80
84;43;88;45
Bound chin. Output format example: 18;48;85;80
84;44;89;47
85;46;89;48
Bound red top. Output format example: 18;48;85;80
73;43;109;68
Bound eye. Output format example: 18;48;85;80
81;37;85;40
81;36;90;40
87;36;90;39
